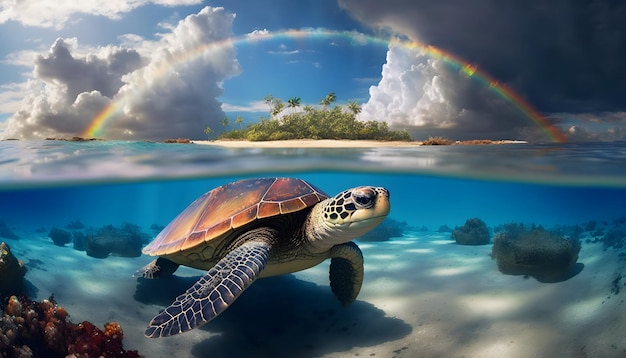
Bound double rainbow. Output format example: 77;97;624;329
82;28;566;143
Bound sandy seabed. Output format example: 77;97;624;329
6;228;626;358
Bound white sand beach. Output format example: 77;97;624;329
193;139;422;148
7;228;625;357
192;139;527;148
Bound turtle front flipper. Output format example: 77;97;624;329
145;238;272;338
329;241;364;305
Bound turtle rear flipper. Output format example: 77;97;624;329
133;257;180;279
329;241;364;305
145;238;272;338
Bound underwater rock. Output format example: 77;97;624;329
85;223;145;258
64;220;85;230
452;218;490;245
0;242;27;296
491;223;582;283
0;221;19;240
72;231;87;251
357;218;407;242
48;227;73;247
0;295;141;357
600;227;626;250
163;138;191;143
45;136;103;142
436;225;453;233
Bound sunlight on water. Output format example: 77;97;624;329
1;140;626;357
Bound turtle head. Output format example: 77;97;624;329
319;186;390;240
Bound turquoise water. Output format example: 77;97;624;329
2;140;625;228
1;140;626;357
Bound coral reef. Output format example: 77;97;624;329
85;223;145;258
0;295;141;357
357;218;408;242
48;228;73;247
0;222;19;240
452;218;490;245
491;223;582;282
0;242;27;297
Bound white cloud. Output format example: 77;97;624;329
0;0;201;30
2;6;241;140
361;44;459;128
360;43;564;141
222;100;268;113
0;82;36;114
246;29;270;40
555;112;626;142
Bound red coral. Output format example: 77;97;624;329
1;295;142;357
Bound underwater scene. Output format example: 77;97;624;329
1;140;626;357
3;0;626;357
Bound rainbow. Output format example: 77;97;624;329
82;28;566;143
416;44;567;142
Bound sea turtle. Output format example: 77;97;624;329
136;177;390;338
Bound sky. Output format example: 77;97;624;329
0;0;625;142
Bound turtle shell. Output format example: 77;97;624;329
143;178;329;256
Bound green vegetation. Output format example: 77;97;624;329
210;92;412;141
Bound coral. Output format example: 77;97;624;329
491;223;582;282
0;295;141;357
0;221;19;240
0;242;27;297
48;227;73;247
358;218;407;242
452;218;490;245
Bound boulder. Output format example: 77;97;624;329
491;224;582;282
452;218;490;245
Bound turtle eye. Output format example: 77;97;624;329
352;189;375;209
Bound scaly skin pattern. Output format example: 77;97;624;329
142;184;390;338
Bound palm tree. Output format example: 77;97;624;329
221;116;230;128
347;100;362;120
271;100;285;117
320;92;336;108
235;115;243;129
204;126;213;139
263;94;274;114
287;97;301;114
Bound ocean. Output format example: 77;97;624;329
1;140;625;357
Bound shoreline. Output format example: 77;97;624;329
192;139;528;148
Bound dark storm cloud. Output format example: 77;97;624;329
339;0;626;113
